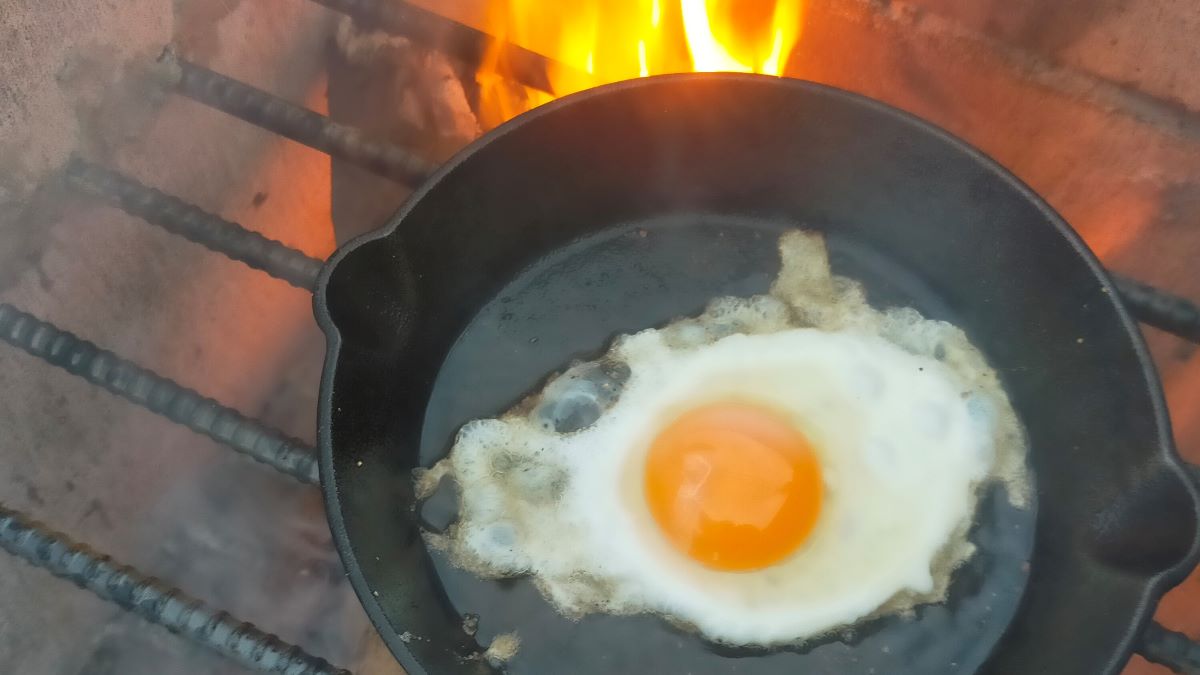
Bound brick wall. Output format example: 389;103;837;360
2;0;1198;673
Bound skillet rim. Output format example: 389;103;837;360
312;72;1200;675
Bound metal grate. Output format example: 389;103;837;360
161;49;437;186
0;506;349;675
4;2;1200;673
64;158;324;290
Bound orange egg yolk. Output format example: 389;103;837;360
643;402;823;571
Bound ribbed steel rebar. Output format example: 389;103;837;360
1140;622;1200;674
160;49;435;185
65;158;323;290
0;304;319;484
310;0;571;94
1115;276;1200;344
0;504;350;675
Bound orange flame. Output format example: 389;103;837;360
682;0;801;74
416;0;804;128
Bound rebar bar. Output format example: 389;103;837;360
0;504;350;675
1115;276;1200;344
1140;622;1200;675
65;158;323;290
0;304;319;485
160;49;435;185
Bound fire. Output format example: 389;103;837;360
417;0;804;128
681;0;801;74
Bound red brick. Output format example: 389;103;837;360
899;0;1200;114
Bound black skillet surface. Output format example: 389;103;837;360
314;74;1200;675
417;216;1036;675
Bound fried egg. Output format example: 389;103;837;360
419;230;1029;646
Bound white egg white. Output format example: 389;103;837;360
420;230;1030;646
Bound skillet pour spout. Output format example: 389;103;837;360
314;74;1200;675
1089;463;1200;578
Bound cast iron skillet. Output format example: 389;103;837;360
314;74;1200;674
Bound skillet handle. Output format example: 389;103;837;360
1139;622;1200;674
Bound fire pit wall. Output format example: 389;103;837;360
1;1;1198;674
